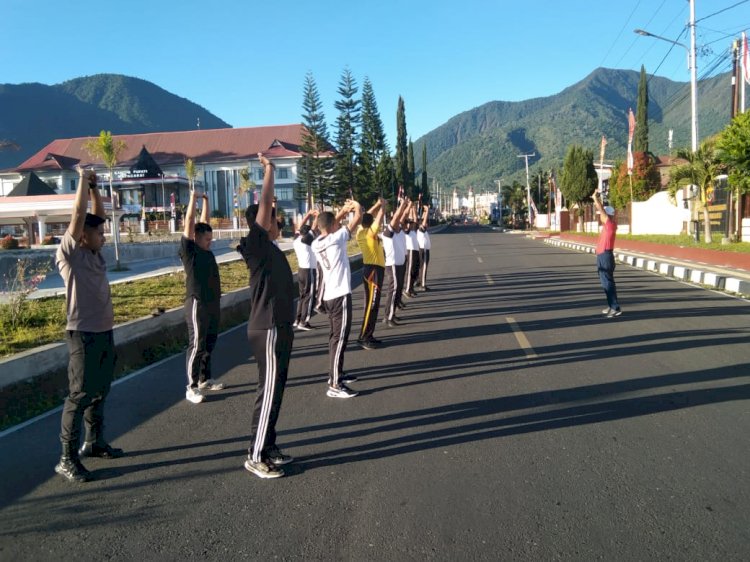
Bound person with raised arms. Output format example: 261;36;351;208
236;153;295;479
381;197;409;327
312;199;363;398
54;165;123;483
355;197;386;350
180;190;223;405
292;208;319;331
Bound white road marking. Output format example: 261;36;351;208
477;257;483;263
506;316;538;359
485;274;494;285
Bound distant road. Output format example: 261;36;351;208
1;225;748;560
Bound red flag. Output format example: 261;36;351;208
627;108;636;174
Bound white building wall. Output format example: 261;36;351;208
631;190;690;235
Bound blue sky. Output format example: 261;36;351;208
3;0;748;147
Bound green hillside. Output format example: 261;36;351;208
416;67;732;190
0;74;231;169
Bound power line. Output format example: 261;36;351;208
695;0;750;24
599;0;644;68
613;0;673;68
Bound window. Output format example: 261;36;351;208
275;187;293;201
276;167;289;179
70;179;76;191
255;168;265;181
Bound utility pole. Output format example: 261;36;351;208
518;152;535;229
689;0;698;152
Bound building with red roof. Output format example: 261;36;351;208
0;124;329;227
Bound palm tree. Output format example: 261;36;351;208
667;140;724;243
83;131;127;268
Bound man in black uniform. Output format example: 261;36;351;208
180;190;223;404
236;153;296;479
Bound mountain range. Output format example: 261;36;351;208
0;69;734;189
0;74;230;169
415;67;733;189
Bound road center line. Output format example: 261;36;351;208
473;248;477;253
477;256;483;263
506;316;538;359
485;274;494;285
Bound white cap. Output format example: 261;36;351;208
603;206;615;216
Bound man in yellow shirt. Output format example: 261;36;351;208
355;197;386;350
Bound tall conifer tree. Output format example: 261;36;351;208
299;72;333;206
395;96;409;196
420;144;430;205
332;68;360;203
358;78;388;202
407;139;416;198
634;65;649;153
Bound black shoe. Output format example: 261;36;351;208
368;337;383;345
397;302;406;309
341;373;358;383
266;445;294;466
79;442;124;459
358;339;378;350
55;443;91;483
297;322;314;331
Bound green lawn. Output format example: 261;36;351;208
567;232;750;254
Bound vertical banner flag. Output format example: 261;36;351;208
742;32;750;85
600;135;607;166
627;108;636;174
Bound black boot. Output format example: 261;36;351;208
55;442;91;483
80;441;124;459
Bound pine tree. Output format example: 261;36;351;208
407;139;416;198
395;96;409;195
358;78;389;203
298;72;333;207
634;65;649;153
560;144;597;230
420;144;430;206
332;68;361;204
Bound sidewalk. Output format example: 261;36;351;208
539;234;750;298
7;240;293;302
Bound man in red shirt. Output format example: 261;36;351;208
593;192;622;318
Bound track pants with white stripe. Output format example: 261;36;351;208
359;264;384;341
418;249;430;288
384;264;402;320
315;264;326;313
184;297;220;389
296;268;316;324
247;323;293;462
405;250;420;294
325;294;352;387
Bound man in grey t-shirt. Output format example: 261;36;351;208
54;166;123;483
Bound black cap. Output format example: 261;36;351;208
84;213;106;228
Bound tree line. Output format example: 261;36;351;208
297;70;431;210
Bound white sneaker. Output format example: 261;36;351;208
326;384;358;398
602;307;612;315
185;387;204;404
198;379;225;391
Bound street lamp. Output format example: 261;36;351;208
634;1;698;151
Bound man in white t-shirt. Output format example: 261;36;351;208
381;198;409;327
293;209;318;330
312;200;362;398
416;204;432;291
393;200;410;311
403;204;420;298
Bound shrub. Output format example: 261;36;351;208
41;235;59;245
0;235;19;250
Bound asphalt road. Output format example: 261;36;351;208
1;225;748;561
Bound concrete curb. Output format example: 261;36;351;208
543;238;750;297
0;254;364;391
